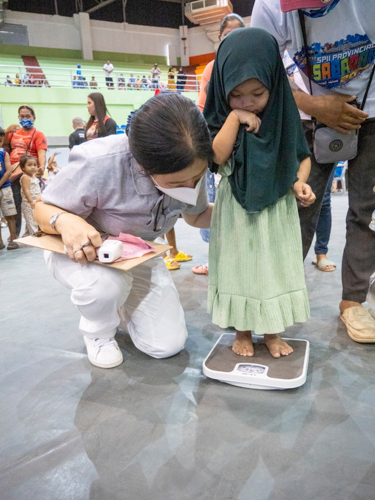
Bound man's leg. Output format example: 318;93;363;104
342;120;375;305
299;121;336;259
120;257;187;359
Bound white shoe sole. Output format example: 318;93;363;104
84;337;124;369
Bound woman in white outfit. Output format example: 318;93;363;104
34;94;213;369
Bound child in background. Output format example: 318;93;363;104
19;154;41;236
0;128;19;250
204;28;315;358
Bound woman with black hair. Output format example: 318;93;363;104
85;92;117;140
34;93;213;369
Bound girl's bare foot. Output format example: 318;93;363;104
232;331;254;357
264;334;293;358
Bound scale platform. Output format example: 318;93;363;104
203;333;309;390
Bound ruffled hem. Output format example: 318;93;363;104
208;285;310;335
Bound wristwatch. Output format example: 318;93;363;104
50;212;66;230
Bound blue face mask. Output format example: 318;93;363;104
19;118;34;129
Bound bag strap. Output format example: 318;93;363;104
298;10;313;96
361;61;375;111
26;129;37;155
298;9;375;111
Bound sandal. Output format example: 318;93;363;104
164;258;181;271
192;264;209;275
7;241;19;250
171;251;193;262
312;259;336;272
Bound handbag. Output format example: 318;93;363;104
9;129;37;183
298;10;375;163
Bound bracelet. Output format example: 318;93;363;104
50;211;67;231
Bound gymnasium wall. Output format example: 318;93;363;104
0;10;252;65
2;10;183;65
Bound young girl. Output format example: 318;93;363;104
204;28;316;358
20;154;41;236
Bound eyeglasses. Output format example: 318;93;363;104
153;194;170;232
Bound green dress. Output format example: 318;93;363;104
208;163;310;335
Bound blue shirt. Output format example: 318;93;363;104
0;151;10;189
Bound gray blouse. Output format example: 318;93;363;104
42;134;208;241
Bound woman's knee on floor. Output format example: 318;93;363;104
134;323;188;359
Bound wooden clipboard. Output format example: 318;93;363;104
15;234;171;272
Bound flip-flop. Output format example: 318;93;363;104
192;264;209;275
312;259;336;272
164;258;181;271
171;251;193;262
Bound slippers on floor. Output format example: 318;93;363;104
192;264;209;275
312;259;336;272
171;251;193;262
164;258;181;271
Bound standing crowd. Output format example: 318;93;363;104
0;92;117;250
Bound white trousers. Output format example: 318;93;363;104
45;251;188;359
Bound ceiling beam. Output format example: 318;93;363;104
86;0;118;14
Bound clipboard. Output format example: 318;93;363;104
15;234;171;272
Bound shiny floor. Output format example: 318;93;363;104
1;194;375;500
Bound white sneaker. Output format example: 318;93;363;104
84;336;123;368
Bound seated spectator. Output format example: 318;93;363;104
69;117;87;150
118;73;126;89
141;75;148;90
147;75;153;89
4;75;12;86
43;80;50;87
89;76;98;88
14;74;21;86
72;76;78;89
135;76;142;89
127;74;135;89
23;73;30;86
82;77;88;88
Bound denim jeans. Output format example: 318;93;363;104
200;171;217;243
300;120;375;303
314;167;335;255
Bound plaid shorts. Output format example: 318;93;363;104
0;186;17;217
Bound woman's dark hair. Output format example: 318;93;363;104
128;93;213;175
19;154;36;170
18;105;36;118
219;13;245;37
86;92;110;138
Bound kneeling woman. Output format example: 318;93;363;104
35;94;213;369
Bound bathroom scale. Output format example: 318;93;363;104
203;333;309;390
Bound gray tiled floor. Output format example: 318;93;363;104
1;194;375;500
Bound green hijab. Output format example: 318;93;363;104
204;27;311;213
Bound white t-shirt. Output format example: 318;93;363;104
251;0;375;117
103;63;114;77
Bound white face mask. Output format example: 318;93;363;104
152;175;204;206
